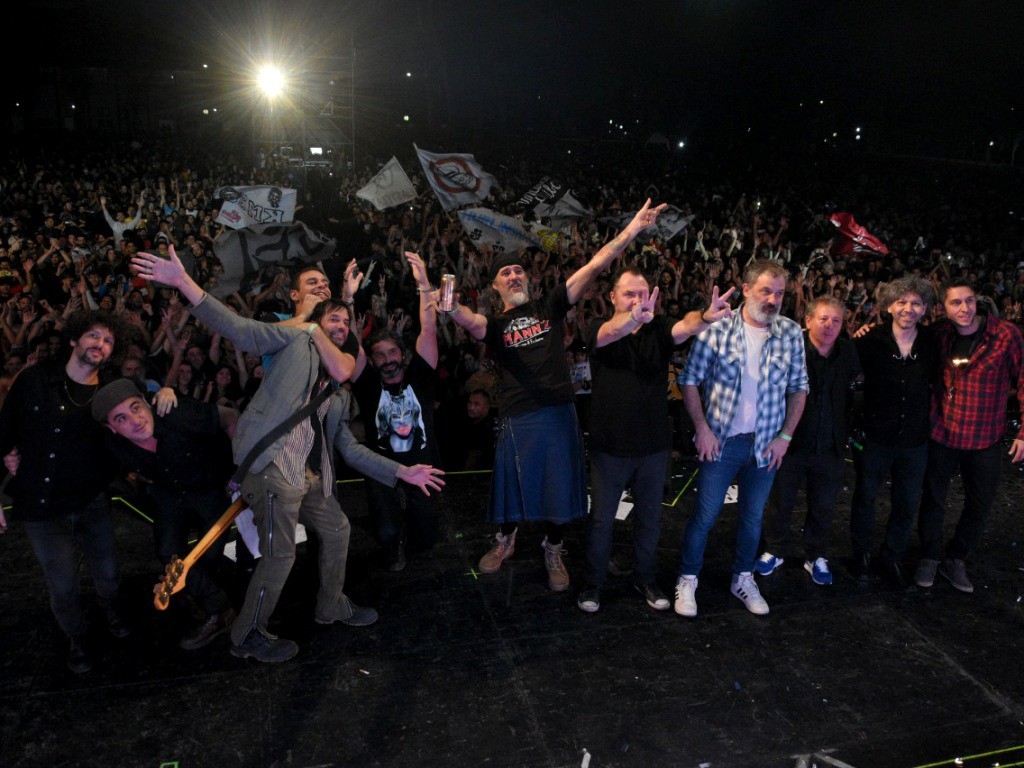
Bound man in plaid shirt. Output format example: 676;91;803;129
675;259;808;617
914;281;1024;593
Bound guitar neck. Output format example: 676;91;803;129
181;497;246;569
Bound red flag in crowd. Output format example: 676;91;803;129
828;212;889;256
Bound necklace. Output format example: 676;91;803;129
64;378;97;407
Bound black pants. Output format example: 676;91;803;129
762;449;845;561
918;439;1003;561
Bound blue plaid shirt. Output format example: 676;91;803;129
680;304;809;468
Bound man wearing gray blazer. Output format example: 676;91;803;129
132;247;443;662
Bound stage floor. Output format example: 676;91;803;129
2;454;1023;768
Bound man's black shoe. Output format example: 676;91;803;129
230;629;298;663
878;558;911;589
851;553;873;584
180;607;236;651
387;540;407;572
67;636;92;674
106;609;131;639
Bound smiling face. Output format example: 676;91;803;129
492;265;529;311
70;324;115;370
887;292;927;332
317;305;350;349
805;301;844;351
291;269;331;306
943;285;979;333
370;338;405;383
106;396;155;444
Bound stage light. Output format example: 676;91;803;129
257;66;286;98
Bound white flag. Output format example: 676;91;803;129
458;208;540;253
356;156;417;211
210;222;336;298
415;145;497;211
647;206;695;242
214;185;297;230
533;190;592;220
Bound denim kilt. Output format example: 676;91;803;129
488;402;588;525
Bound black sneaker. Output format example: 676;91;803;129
851;553;874;584
314;595;379;627
106;609;131;639
230;629;299;663
180;607;237;651
635;582;671;611
387;540;407;572
877;558;911;590
67;636;92;674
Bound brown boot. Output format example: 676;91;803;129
479;530;516;573
542;538;569;592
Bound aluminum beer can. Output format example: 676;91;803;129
438;274;456;312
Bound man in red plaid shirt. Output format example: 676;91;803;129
914;281;1024;593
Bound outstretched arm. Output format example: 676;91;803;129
671;285;735;344
405;251;438;368
566;198;667;304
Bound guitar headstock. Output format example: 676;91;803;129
153;556;187;611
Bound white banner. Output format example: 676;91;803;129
599;206;693;242
210;221;336;297
356;156;417;211
458;208;540;253
214;185;297;229
415;145;497;211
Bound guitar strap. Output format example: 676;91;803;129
229;384;334;488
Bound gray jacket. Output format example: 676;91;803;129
190;293;400;485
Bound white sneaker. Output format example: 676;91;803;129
730;572;769;615
674;575;698;617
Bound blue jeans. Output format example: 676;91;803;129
849;438;928;564
21;495;120;638
584;450;667;588
677;434;777;577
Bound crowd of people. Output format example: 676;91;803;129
0;136;1022;673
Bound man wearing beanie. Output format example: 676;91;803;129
445;199;666;592
92;378;240;651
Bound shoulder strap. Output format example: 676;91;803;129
230;385;333;487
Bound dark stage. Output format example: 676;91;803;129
2;456;1023;768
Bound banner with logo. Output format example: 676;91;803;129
211;221;336;297
214;185;297;229
415;145;497;211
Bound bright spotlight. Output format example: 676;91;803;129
257;66;286;98
678;140;685;148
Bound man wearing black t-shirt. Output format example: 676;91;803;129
577;268;734;613
352;252;441;571
446;201;667;592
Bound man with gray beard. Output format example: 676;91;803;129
674;259;808;617
446;201;666;592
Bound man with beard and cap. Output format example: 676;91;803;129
0;310;130;674
914;281;1024;593
674;259;808;617
444;200;667;592
351;252;442;571
755;295;861;587
848;276;939;588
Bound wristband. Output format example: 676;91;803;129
306;323;317;337
778;431;792;442
700;309;712;324
417;286;435;293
